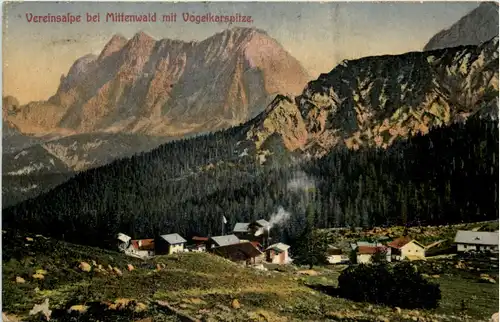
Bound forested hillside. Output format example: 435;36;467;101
3;114;497;249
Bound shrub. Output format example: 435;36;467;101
338;262;441;309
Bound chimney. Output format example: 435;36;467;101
265;226;270;249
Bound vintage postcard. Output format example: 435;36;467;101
2;1;499;321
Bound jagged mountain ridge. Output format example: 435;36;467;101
6;27;311;137
244;37;499;156
2;27;310;205
6;39;496;208
424;2;499;51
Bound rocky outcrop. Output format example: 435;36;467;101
7;28;311;137
245;37;499;156
2;96;43;153
3;96;20;117
245;95;308;151
424;2;499;51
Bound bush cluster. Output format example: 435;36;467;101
338;262;441;309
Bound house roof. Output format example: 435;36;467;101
357;246;389;255
352;241;383;249
358;241;379;247
210;234;240;247
131;239;155;251
117;233;131;243
387;236;414;249
160;233;187;244
253;219;269;227
266;242;290;252
454;230;499;246
210;242;262;261
233;223;250;233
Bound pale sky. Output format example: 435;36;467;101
3;1;482;104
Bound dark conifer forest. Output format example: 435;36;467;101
3;116;498;249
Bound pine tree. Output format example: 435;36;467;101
292;206;330;268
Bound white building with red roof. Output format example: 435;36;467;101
387;236;426;261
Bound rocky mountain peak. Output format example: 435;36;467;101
131;31;154;43
424;2;499;51
245;37;499;156
124;31;156;56
57;54;98;93
3;95;20;113
98;34;128;60
6;28;311;137
3;95;21;124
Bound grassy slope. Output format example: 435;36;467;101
2;229;498;322
323;221;500;253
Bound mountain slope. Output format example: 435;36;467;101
3;114;497;247
3;145;71;176
6;28;311;137
2;126;44;154
2;230;326;322
39;132;172;171
2;143;73;208
3;37;498;244
244;37;499;156
424;2;499;51
2;132;173;208
6;230;493;322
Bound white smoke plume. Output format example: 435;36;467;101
286;170;317;214
268;206;292;230
259;172;316;240
286;170;316;194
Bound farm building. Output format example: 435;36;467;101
209;234;240;249
116;233;155;259
250;220;270;235
387;236;426;261
350;241;387;249
454;230;499;253
233;223;250;238
352;243;392;264
209;241;263;265
117;233;132;251
265;243;291;264
326;247;348;264
155;233;187;255
128;239;155;258
189;236;209;252
232;219;270;246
